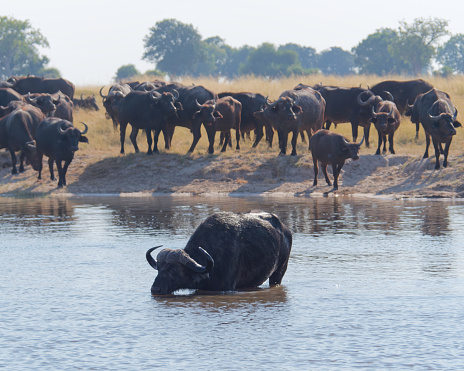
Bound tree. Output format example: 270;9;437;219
115;64;140;81
352;28;408;75
0;16;50;78
143;19;205;76
194;36;228;76
317;47;355;76
239;43;302;77
391;17;449;75
437;34;464;74
278;43;318;70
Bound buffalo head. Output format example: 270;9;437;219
192;99;222;125
146;245;214;295
58;121;89;151
254;96;302;127
427;100;461;137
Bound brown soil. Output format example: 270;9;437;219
1;149;464;198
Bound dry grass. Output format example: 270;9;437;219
73;75;464;160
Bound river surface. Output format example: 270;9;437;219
1;195;464;370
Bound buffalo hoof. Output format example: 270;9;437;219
375;150;381;155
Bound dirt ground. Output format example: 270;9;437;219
1;148;464;199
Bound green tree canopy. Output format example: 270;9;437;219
143;19;205;76
352;28;408;75
391;17;449;75
317;47;355;76
437;34;464;74
115;64;140;81
239;43;302;77
278;43;318;70
0;16;50;78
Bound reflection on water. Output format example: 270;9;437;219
1;195;464;370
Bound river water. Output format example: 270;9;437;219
1;195;464;370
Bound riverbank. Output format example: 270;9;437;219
1;149;463;198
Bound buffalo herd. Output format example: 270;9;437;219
0;76;462;190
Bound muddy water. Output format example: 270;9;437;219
1;195;464;370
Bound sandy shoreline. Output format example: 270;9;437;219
1;149;464;199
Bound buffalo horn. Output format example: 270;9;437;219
195;99;203;109
172;89;179;100
181;247;214;273
371;105;376;115
384;91;394;102
357;91;375;106
26;140;36;150
149;90;162;101
427;106;441;120
80;93;84;100
99;86;108;98
26;92;38;103
454;108;458;121
358;136;365;146
79;122;88;135
58;121;68;135
146;245;163;270
388;106;394;117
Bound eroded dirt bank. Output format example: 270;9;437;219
1;150;464;198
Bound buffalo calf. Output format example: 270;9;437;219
310;129;363;190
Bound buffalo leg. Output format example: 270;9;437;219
188;125;202;153
221;131;231;152
37;153;44;180
48;157;55;181
205;126;216;154
432;138;441;170
312;155;318;186
163;124;175;150
265;125;274;148
9;149;18;174
235;128;240;151
152;130;162;153
56;160;64;187
269;258;289;285
363;124;371;148
389;133;395;154
375;130;382;155
129;127;140;153
278;129;288;155
252;125;264;148
351;122;359;142
290;130;298;156
321;164;332;186
119;123;127;154
325;121;332;130
443;139;452;168
332;163;344;190
415;123;420;139
145;128;153;155
382;133;387;154
423;132;431;159
19;151;26;172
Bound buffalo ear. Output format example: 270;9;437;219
454;120;462;128
79;136;89;143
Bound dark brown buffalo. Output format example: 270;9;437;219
314;85;381;148
0;88;25;107
0;101;27;118
25;92;61;116
310;129;363;190
407;88;461;169
203;96;242;153
370;79;434;138
154;83;218;153
146;211;292;295
217;92;272;148
50;93;74;122
117;90;181;154
0;104;44;174
100;83;133;129
370;101;401;155
35;119;89;187
11;77;75;100
133;80;166;91
254;88;325;156
73;93;99;111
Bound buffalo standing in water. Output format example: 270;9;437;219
146;211;292;295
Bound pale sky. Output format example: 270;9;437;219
3;0;464;86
